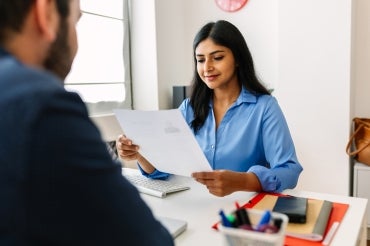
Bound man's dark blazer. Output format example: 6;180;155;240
0;48;173;245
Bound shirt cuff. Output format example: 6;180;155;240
248;165;282;192
137;163;170;180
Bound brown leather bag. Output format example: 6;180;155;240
346;118;370;165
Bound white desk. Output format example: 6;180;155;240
123;168;368;246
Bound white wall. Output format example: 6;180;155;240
353;0;370;117
276;0;352;194
154;0;187;109
129;0;370;195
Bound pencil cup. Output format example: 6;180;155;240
219;209;288;246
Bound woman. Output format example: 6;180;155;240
117;20;303;197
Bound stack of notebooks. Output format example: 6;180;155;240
259;195;333;242
213;193;349;246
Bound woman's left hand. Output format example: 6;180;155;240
191;170;261;197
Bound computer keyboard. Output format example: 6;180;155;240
123;173;190;198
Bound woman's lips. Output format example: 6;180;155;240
205;74;219;81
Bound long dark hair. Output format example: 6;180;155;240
0;0;70;43
190;20;270;133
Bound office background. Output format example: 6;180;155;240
97;0;370;196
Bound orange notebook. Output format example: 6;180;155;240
212;193;349;246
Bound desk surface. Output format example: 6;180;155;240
123;168;368;246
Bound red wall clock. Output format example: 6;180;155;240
215;0;249;12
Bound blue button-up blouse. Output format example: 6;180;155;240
140;87;303;192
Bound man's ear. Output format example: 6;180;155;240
33;0;59;41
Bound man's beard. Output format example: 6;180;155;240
43;20;72;81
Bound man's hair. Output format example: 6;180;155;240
0;0;70;43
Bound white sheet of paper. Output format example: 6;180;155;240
113;109;212;177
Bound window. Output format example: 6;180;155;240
65;0;132;115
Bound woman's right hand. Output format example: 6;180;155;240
116;134;156;174
116;134;140;161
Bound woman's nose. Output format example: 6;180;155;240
204;60;214;72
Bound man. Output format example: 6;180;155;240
0;0;173;245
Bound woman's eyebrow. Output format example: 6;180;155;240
196;50;226;57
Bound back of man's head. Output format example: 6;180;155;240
0;0;70;43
